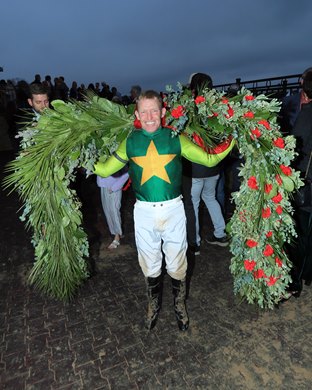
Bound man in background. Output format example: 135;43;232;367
279;67;312;134
27;83;50;118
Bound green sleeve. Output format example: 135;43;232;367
94;138;129;177
180;134;235;167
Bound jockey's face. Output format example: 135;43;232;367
135;97;166;133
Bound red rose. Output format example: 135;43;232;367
133;118;142;129
208;112;219;118
245;95;254;101
171;105;184;118
221;98;229;104
244;259;256;271
258;120;271;130
263;244;274;257
207;136;233;154
246;239;258;248
226;106;234;118
251;127;261;139
280;165;292;176
247;176;258;190
276;205;283;215
192;133;205;150
253;269;266;279
194;96;205;104
266;276;279;286
273;138;285;148
264;183;273;194
244;111;254;118
275;257;283;267
272;193;282;203
262;207;271;218
266;231;273;237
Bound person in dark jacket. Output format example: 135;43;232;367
182;73;229;256
285;70;312;295
292;71;312;180
279;66;312;134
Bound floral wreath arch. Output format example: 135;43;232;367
4;85;303;308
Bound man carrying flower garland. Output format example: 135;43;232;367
93;90;235;331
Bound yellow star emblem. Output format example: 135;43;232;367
131;140;176;185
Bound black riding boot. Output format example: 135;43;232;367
145;275;162;330
171;277;189;331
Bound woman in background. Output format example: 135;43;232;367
97;167;129;249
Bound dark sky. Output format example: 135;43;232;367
1;0;312;95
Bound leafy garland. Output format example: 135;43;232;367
164;84;303;308
4;96;134;299
3;87;303;307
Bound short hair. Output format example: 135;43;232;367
130;85;142;96
302;67;312;80
190;73;213;95
137;90;163;108
302;71;312;99
29;83;49;98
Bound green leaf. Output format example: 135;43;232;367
57;167;66;181
62;216;70;227
281;175;294;192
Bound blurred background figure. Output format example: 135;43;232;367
96;167;129;250
279;66;312;134
129;85;142;104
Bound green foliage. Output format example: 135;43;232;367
3;95;134;300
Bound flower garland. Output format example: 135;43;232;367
3;87;303;307
164;84;303;308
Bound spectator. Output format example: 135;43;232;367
285;70;312;296
95;82;101;95
279;66;312;134
100;82;112;100
31;74;41;85
130;85;142;103
0;79;7;113
27;83;49;117
15;80;30;109
292;70;312;179
69;81;78;100
44;75;54;98
182;73;229;257
96;167;129;250
5;80;17;125
77;83;86;101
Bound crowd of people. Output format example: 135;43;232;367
0;74;141;130
0;67;311;331
0;73;142;107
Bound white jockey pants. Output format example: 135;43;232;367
133;196;187;280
